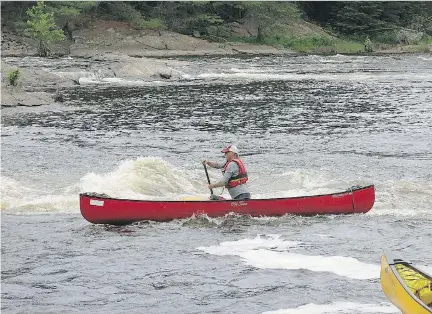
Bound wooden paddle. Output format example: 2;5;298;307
203;163;213;195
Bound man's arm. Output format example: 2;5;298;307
209;162;237;189
202;160;224;169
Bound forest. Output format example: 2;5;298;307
2;1;432;54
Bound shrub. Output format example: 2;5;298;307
136;18;165;30
364;36;374;52
7;69;22;87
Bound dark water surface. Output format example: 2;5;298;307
2;54;432;313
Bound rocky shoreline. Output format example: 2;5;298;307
1;20;431;108
1;22;297;108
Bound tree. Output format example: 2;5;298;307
330;2;386;36
26;1;65;56
46;2;98;40
242;2;300;43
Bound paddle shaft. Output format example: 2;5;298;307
203;164;213;195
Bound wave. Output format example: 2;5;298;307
194;71;431;83
1;157;207;213
197;235;379;280
2;157;431;216
372;180;432;216
262;301;398;314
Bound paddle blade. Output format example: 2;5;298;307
178;196;207;201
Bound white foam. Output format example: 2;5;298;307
198;235;379;280
79;156;202;199
198;235;300;254
195;71;431;83
370;180;432;216
1;176;78;212
262;301;399;314
1;157;208;212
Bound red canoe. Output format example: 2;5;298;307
79;185;375;225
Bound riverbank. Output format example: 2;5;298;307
1;20;296;108
1;19;431;108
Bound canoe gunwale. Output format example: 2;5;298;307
80;184;374;203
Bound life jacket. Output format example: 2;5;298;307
222;159;248;188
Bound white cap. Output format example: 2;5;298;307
221;144;239;154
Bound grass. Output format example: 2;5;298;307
229;34;366;54
402;38;432;53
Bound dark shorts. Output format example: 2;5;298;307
233;193;251;200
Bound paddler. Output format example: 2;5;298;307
202;144;251;200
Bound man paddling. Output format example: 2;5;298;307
202;144;251;200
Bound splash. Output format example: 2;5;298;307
1;157;208;213
1;176;78;213
2;159;431;217
371;180;432;216
79;156;203;199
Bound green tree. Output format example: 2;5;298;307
242;2;300;43
46;2;98;39
331;2;386;36
26;1;65;56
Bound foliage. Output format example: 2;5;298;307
400;37;432;52
299;1;431;42
1;2;34;31
25;1;65;56
45;1;98;27
139;18;165;30
98;2;143;23
184;13;224;36
2;1;431;53
6;69;22;87
331;2;386;36
364;36;374;52
96;2;165;30
241;2;301;42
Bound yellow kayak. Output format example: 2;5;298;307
380;253;432;314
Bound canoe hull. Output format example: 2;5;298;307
380;253;432;314
79;185;374;224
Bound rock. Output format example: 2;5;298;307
159;70;172;79
1;86;56;107
108;55;178;80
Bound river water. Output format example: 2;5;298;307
1;54;432;313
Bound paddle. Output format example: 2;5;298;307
203;163;213;195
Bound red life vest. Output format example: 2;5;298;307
222;159;248;188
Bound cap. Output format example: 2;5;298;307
221;144;239;154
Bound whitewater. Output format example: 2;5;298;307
2;54;432;313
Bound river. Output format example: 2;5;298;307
1;54;432;313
